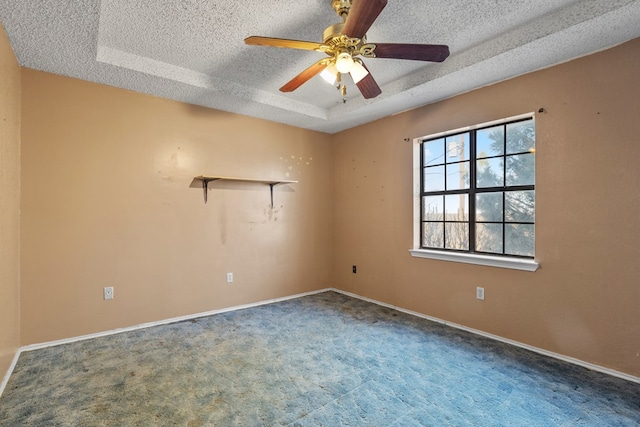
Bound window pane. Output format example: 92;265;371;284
476;192;503;222
506;120;535;154
423;138;445;166
446;161;470;190
505;224;535;256
423;222;444;248
445;194;469;221
423;196;444;221
476;126;504;158
424;165;445;192
418;117;535;259
505;191;535;223
445;133;470;161
477;157;503;188
476;223;503;254
505;153;535;186
445;223;469;250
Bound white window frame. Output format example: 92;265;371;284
410;113;539;272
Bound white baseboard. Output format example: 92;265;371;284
3;286;638;399
20;288;332;353
331;288;640;385
0;349;21;398
1;288;332;398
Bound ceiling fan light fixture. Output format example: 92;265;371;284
350;60;368;83
335;52;355;73
320;62;339;84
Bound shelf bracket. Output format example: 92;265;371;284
201;178;222;203
202;179;208;203
269;183;276;209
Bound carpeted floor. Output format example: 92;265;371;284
1;291;639;426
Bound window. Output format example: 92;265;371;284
411;115;538;271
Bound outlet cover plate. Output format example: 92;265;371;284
476;286;485;300
103;286;114;300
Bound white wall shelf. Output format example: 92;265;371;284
194;175;298;207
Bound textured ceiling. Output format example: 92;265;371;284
1;0;639;133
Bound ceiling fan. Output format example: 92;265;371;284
245;0;449;100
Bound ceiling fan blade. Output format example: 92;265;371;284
355;62;382;99
245;36;325;52
342;0;388;39
372;43;450;62
280;59;329;92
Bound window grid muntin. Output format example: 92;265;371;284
420;118;534;258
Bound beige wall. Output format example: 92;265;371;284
20;69;333;345
0;25;21;379
332;38;640;377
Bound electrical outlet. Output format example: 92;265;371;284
226;272;233;283
103;286;114;300
352;265;357;274
476;286;485;300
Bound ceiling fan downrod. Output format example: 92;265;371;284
331;0;352;21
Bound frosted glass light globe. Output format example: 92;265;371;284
335;52;354;73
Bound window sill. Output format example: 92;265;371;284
409;249;539;272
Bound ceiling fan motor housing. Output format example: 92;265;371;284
325;1;374;60
323;22;345;43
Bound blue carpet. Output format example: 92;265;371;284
1;291;639;426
